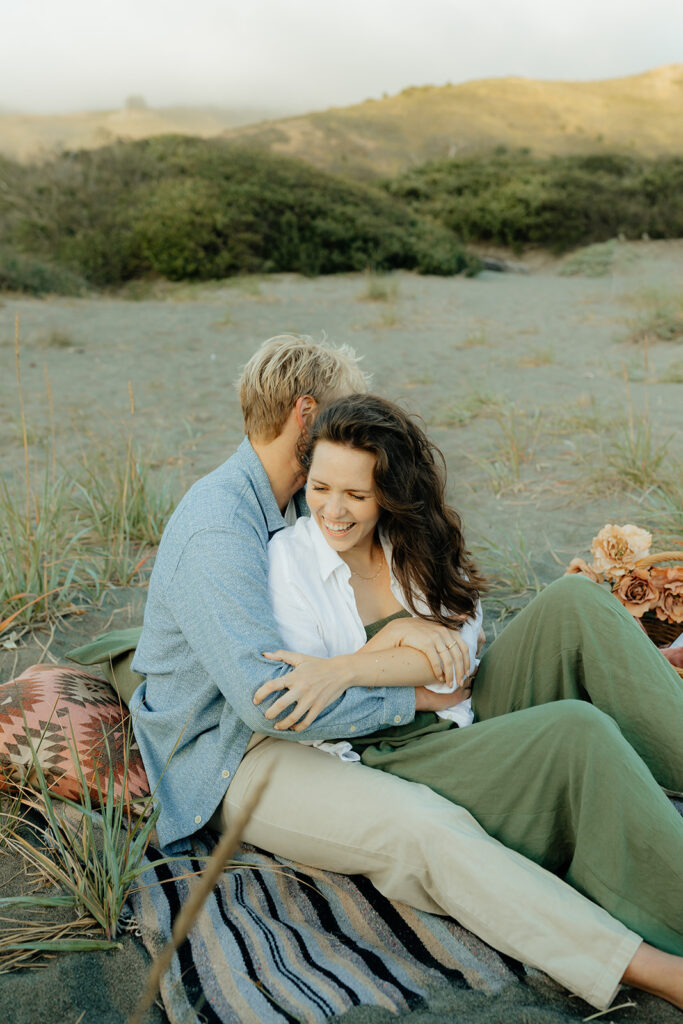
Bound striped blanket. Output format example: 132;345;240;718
128;839;524;1024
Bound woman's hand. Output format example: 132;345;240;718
660;645;683;670
253;650;351;732
366;617;471;687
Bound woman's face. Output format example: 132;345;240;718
306;441;381;554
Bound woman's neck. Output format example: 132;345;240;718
338;534;381;577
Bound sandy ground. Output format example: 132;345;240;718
0;241;682;1022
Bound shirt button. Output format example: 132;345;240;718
222;769;230;779
393;715;402;724
194;815;202;825
349;725;356;733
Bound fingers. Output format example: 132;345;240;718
293;701;324;732
273;698;311;731
262;650;303;666
443;635;469;687
423;644;448;681
253;677;283;705
446;645;464;687
253;676;306;720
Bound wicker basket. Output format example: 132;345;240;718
622;551;683;679
640;610;682;647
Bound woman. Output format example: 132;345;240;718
255;394;683;1008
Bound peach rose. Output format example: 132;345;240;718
612;569;659;618
591;524;652;579
650;566;683;624
565;558;603;583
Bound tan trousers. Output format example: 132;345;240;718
220;733;641;1011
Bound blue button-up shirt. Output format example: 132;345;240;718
130;438;416;851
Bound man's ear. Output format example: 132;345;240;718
294;395;318;430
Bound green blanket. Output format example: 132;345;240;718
66;626;143;706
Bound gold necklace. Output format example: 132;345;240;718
349;552;385;582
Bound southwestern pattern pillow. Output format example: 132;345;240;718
0;664;150;805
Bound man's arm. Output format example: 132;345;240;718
166;526;416;740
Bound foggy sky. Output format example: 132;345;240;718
1;0;681;115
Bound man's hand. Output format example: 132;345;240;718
253;650;351;732
364;616;470;687
414;684;472;713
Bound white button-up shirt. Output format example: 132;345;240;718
268;516;482;728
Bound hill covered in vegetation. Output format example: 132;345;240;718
0;137;476;293
386;150;683;251
3;136;683;296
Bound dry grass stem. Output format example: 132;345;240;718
128;773;270;1024
582;1000;637;1021
14;316;31;538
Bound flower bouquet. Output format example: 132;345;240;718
566;525;683;673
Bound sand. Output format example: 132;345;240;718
1;240;682;1022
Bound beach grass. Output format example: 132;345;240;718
644;469;683;548
559;240;621;278
622;287;683;345
0;323;178;638
470;406;543;495
0;686;202;975
358;272;400;303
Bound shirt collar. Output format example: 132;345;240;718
302;515;352;583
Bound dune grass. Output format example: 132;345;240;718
1;726;161;940
470;406;543;496
0;704;180;972
622;287;683;345
358;272;400;303
0;324;179;638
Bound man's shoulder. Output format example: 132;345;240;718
155;447;269;580
174;445;266;536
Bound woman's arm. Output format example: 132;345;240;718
363;616;473;685
254;643;472;731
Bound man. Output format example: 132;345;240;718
131;335;644;1011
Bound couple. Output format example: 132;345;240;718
130;335;683;1012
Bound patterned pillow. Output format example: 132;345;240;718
0;664;150;805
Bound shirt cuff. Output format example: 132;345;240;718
382;686;416;727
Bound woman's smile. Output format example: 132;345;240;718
320;516;356;537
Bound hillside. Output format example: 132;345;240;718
2;66;681;176
222;65;683;178
0;104;289;162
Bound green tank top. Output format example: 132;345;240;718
364;608;411;641
352;608;454;751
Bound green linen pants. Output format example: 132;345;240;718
353;576;683;955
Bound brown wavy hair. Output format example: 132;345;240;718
302;394;486;626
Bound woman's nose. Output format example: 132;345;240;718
324;494;346;519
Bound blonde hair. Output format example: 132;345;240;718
237;334;370;440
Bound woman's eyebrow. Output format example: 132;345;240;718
309;476;373;493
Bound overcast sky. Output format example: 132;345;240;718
1;0;681;115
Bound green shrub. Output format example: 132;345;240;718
0;138;474;285
386;152;683;252
0;249;87;296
